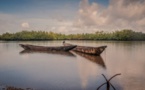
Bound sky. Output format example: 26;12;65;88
0;0;145;34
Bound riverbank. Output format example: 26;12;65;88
0;29;145;41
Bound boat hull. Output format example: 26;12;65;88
63;43;107;55
19;44;77;51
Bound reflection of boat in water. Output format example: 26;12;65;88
63;42;107;55
20;50;76;57
74;51;106;68
19;44;77;51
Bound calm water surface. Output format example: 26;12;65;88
0;41;145;90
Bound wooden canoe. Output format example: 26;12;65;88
63;42;107;55
19;44;77;51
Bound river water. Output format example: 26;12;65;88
0;41;145;90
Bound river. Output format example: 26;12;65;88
0;41;145;90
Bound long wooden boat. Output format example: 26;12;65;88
19;44;77;51
63;42;107;55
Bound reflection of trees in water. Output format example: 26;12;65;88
0;85;33;90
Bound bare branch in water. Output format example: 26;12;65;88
97;73;121;90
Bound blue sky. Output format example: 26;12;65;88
0;0;79;18
0;0;144;34
0;0;108;14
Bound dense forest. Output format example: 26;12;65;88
0;29;145;41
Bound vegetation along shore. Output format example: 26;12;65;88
0;29;145;41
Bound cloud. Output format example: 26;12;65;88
109;0;145;21
1;0;145;34
21;22;29;28
0;13;21;33
75;0;145;32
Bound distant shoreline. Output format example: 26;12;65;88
0;39;145;41
0;29;145;41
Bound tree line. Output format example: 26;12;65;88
0;29;145;41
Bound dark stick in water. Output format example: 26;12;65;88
97;73;121;90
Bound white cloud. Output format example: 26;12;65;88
21;22;29;28
0;13;21;33
1;0;145;34
74;0;145;32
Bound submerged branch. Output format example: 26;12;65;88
97;73;121;90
